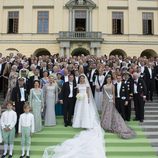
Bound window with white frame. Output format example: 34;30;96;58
142;12;154;35
112;12;124;34
37;11;49;33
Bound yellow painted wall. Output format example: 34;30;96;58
0;0;158;57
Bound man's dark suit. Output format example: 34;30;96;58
133;78;147;122
115;82;129;120
11;84;28;133
60;82;77;126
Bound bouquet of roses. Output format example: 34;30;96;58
76;93;85;100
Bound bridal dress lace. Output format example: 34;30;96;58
42;74;106;158
73;83;94;129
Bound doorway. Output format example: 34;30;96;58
75;19;86;31
71;48;90;56
74;10;87;32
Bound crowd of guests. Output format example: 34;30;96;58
0;52;158;157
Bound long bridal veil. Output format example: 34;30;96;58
42;74;106;158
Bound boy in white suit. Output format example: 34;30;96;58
1;101;17;158
19;104;34;158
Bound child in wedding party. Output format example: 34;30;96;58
1;101;17;158
18;104;35;158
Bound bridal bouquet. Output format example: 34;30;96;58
76;93;85;100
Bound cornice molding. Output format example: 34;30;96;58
3;6;24;9
107;6;128;10
138;7;158;10
32;6;54;9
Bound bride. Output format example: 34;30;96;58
43;73;106;158
73;75;94;129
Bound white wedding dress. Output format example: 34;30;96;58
73;83;94;129
43;74;106;158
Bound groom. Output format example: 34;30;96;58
60;74;77;127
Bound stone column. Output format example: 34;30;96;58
90;48;94;55
60;47;64;57
96;48;100;57
89;9;92;31
69;8;72;31
66;47;70;58
72;10;75;31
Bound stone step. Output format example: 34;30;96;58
153;96;158;99
132;110;158;115
149;139;158;143
142;127;158;132
145;102;158;106
144;111;158;115
146;100;158;103
148;135;158;139
142;120;158;126
142;123;158;126
144;115;158;120
144;120;158;123
144;107;158;110
151;143;158;147
145;106;158;109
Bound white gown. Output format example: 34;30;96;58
73;84;93;129
43;74;106;158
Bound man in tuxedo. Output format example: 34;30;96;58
11;77;28;133
103;65;112;84
60;74;77;127
144;62;155;101
61;68;69;83
88;63;98;96
39;62;47;78
122;73;134;121
154;59;158;95
74;70;80;84
133;72;147;123
115;74;129;120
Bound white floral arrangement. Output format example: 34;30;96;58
76;93;85;100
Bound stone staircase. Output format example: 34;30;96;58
0;92;158;158
140;95;158;154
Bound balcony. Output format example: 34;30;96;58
57;31;104;42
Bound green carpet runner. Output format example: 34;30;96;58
11;117;158;158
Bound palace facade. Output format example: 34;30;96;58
0;0;158;57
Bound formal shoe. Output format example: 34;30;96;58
1;154;7;158
8;155;12;158
68;122;72;126
133;118;138;121
26;156;30;158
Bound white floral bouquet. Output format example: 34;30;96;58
76;93;85;100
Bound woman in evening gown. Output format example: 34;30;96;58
4;65;19;105
101;75;136;139
29;80;44;132
43;75;58;126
